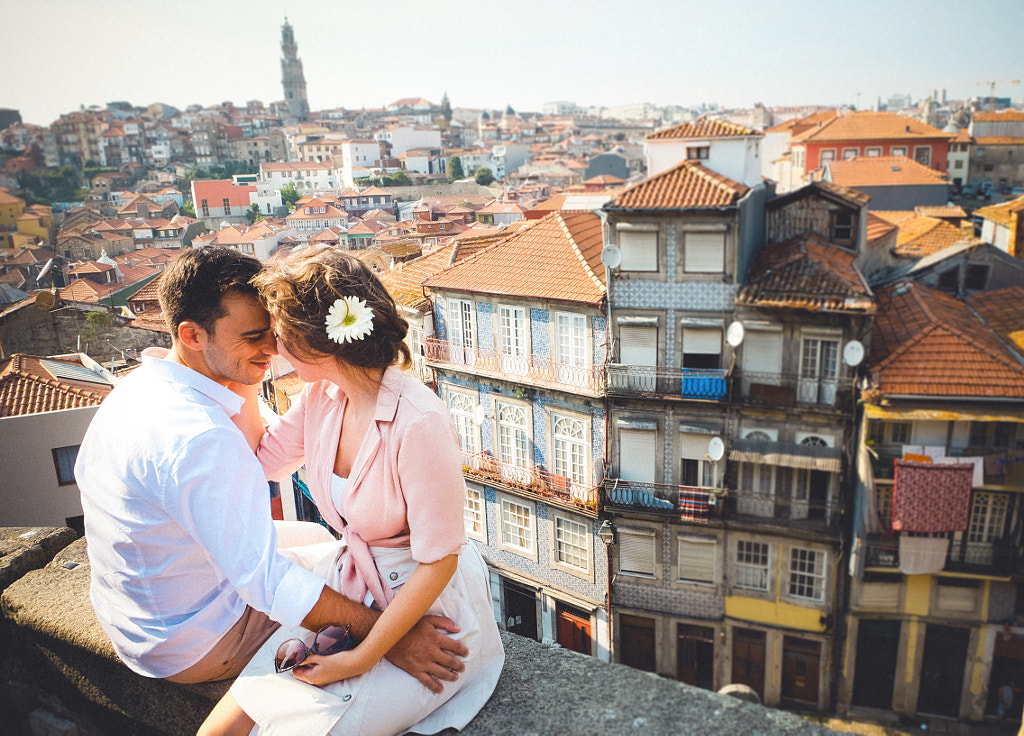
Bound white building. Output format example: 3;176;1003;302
645;117;764;188
259;160;338;194
375;125;442;158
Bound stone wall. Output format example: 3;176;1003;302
0;528;839;736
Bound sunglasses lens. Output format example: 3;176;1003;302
274;639;308;672
313;625;352;656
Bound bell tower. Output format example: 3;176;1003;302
280;17;309;121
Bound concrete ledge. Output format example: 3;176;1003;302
1;531;839;735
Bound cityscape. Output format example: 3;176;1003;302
2;7;1024;736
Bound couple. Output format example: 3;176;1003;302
75;245;503;735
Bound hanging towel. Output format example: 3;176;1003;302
892;460;973;533
898;535;949;575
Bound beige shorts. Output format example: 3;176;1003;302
164;606;281;684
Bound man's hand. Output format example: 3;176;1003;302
385;615;468;693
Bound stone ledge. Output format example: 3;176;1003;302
1;530;838;735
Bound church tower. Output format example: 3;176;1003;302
280;17;309;121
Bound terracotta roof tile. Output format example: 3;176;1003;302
973;136;1024;145
826;156;949;188
608;161;748;210
975;195;1024;226
915;205;966;219
865;212;899;247
0;353;115;417
869;282;1024;398
791;111;951;143
737;236;873;312
891;216;972;257
424;212;605;304
972;110;1024;123
648;117;761;141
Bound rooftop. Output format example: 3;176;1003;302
825;156;949;188
607;161;748;210
0;353;115;417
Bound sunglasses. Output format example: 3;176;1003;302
274;624;354;673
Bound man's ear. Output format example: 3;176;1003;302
177;320;208;352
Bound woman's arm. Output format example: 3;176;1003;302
226;381;266;453
292;553;459;687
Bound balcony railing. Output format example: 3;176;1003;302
732;368;854;410
862;534;1019;575
602;479;724;521
605;364;728;400
426;338;604;395
726;488;841;528
462;450;599;511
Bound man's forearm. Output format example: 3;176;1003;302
302;585;379;638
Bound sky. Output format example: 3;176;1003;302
2;0;1022;127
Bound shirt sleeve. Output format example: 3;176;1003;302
399;408;468;563
166;425;323;627
257;385;311;484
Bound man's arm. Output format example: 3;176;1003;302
302;584;468;692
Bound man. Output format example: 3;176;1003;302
76;246;466;688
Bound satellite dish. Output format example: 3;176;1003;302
707;436;725;462
726;321;745;347
36;258;53;283
474;405;488;426
600;245;622;269
843;340;865;367
35;290;57;311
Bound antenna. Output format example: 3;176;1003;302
600;245;622;269
842;340;865;367
707;437;725;462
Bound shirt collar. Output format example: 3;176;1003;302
141;347;245;416
322;366;403;423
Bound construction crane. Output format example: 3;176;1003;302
977;79;1021;111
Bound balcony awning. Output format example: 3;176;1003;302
864;404;1024;423
729;438;842;472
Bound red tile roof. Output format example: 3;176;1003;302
0;353;115;417
865;212;899;248
191;180;256;208
968;286;1024;350
826;156;949;188
891;216;973;257
972;110;1024;123
648;117;761;141
869;282;1024;398
971;195;1024;227
737;236;873;313
424;212;605;305
609;161;748;210
791;111;951;143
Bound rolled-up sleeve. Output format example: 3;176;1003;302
168;425;323;627
399;409;468;563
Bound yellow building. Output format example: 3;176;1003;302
0;188;26;249
0;189;54;249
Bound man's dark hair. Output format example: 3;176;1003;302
158;246;261;337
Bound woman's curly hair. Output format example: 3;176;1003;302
254;247;411;370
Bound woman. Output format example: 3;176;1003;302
200;248;504;736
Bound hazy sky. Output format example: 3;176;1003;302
3;0;1022;126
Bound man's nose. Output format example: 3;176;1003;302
261;333;278;355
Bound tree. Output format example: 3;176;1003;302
449;155;465;180
279;183;300;211
245;203;262;225
391;171;411;186
181;200;196;217
81;310;111;351
473;167;494;186
505;104;515;116
440;92;452;122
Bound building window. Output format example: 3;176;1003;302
831;211;854;244
891;146;907;157
842;148;858;159
201;199;209;217
965;264;989;291
500;497;533;553
552;414;587;487
446;299;475;363
464;486;485;542
684;232;725;273
890;422;912;444
554;516;589;572
735;540;770;592
954;159;964;169
819;149;836;163
678;536;716;584
555;312;587;384
798;336;840;405
788;548;825;601
865;147;882;157
497;305;528;375
686;146;710;160
619;529;656;577
52;445;81;485
682;327;721;369
968;492;1008;547
447;391;479;454
496;401;530;479
222;197;231;212
913;146;931;166
618;229;658;271
680;431;717;488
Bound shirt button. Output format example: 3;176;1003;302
389;572;399;581
343;694;352;702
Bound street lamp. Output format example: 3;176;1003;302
598;520;615;546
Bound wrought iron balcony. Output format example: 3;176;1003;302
731;367;855;410
605;364;728;401
862;533;1019;575
426;338;604;396
461;450;600;512
725;488;842;529
602;478;725;522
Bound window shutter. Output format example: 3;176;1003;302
620;325;657;366
683;328;721;355
743;331;782;375
619;230;657;271
685;232;725;273
679;432;710;460
620;429;656;483
620;531;656;575
678;537;716;583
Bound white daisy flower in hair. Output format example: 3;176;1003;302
325;296;374;344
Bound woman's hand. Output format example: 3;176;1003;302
290;647;373;687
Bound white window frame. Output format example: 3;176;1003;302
495;399;531;484
464;484;486;543
618;229;658;272
739;462;775;517
498;494;535;558
679;431;717;488
842;147;858;159
618;528;657;578
618;426;657;484
798;335;840;405
865;147;882;157
788;547;826;602
552;514;591;577
677;535;717;584
446;298;475;365
819;148;836;163
913;146;932;167
446;388;479;455
742;328;783;386
555;311;588;385
735;539;771;593
498;304;528;375
684;231;725;273
682;326;721;368
891;146;908;157
551;411;589;488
